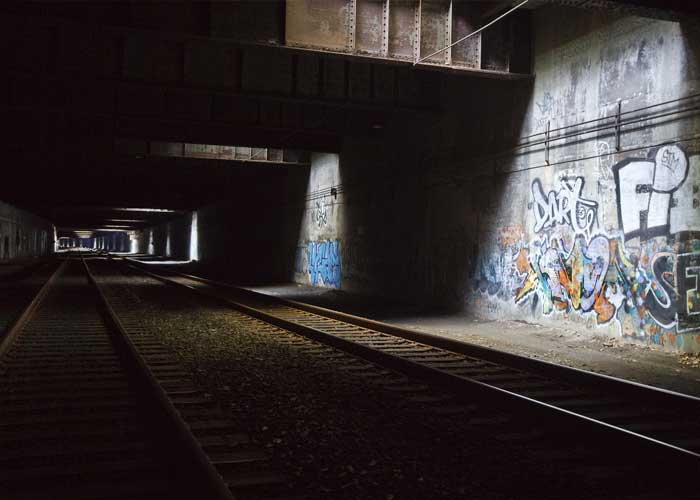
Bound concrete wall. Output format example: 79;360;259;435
291;153;343;289
463;9;700;352
0;200;54;260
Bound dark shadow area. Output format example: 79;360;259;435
338;73;534;311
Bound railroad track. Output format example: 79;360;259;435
0;259;59;335
124;257;700;471
0;258;290;500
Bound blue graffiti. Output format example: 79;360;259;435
307;240;341;288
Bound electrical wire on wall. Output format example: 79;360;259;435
293;90;700;208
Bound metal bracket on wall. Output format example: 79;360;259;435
544;120;550;165
414;0;422;64
381;0;390;57
346;0;357;52
615;100;622;152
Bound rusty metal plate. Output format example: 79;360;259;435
451;1;482;68
356;0;386;55
218;146;235;159
509;11;531;74
184;143;220;159
251;148;268;161
268;148;284;162
235;146;252;160
286;0;353;52
420;0;450;64
388;0;418;60
139;142;306;164
481;17;509;71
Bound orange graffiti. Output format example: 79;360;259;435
593;291;615;323
515;247;530;275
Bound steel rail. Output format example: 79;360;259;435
125;260;700;408
82;258;236;500
0;259;67;361
122;259;700;466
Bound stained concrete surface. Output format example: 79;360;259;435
243;282;700;398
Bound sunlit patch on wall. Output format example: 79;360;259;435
189;212;199;261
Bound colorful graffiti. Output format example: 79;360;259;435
508;145;700;337
532;177;598;239
515;235;638;323
644;251;700;333
307;239;341;288
514;234;700;335
613;144;688;241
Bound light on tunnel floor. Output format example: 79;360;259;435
189;211;199;261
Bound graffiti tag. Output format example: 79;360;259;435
613;144;688;241
532;177;598;239
307;239;341;288
314;201;328;228
644;252;700;332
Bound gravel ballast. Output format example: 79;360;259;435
101;266;682;500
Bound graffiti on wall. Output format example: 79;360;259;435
532;177;599;239
307;239;341;288
513;235;700;335
314;201;328;228
474;145;700;342
644;251;700;333
473;226;526;300
613;144;688;241
534;92;555;129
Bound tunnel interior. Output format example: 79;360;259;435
3;0;700;356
